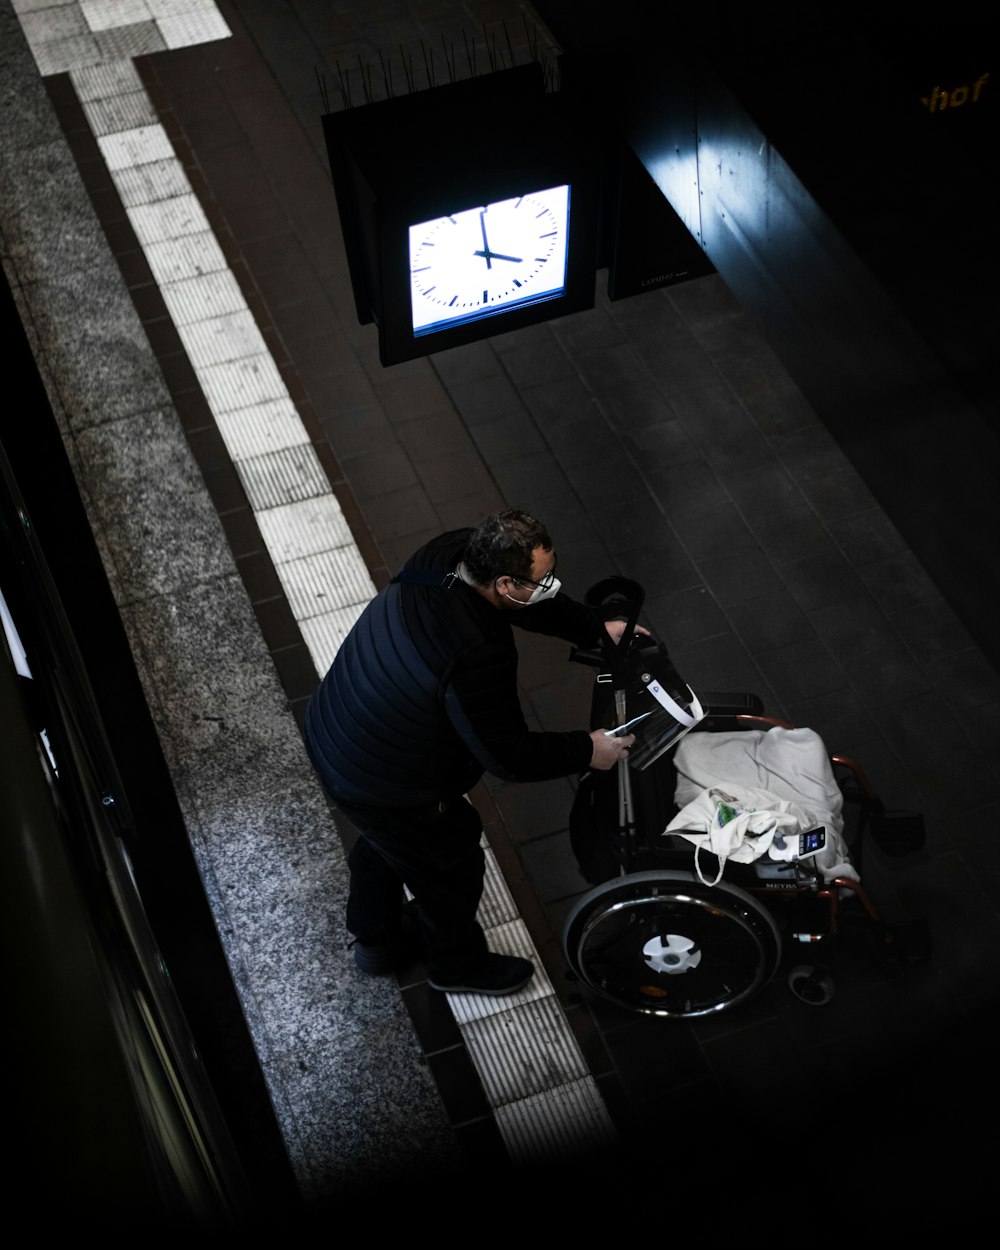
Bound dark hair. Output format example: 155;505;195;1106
463;509;553;585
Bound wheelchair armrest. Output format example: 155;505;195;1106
698;692;766;727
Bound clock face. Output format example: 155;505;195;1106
409;185;570;336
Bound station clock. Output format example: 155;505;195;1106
322;65;600;366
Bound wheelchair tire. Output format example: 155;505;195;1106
563;870;782;1018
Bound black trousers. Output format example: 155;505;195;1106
332;792;490;977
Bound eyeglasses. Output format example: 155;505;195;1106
512;563;558;592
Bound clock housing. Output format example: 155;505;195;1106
322;66;601;365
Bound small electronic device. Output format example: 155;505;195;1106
794;827;826;859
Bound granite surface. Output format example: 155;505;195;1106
0;0;461;1205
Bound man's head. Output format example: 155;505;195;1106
463;509;559;608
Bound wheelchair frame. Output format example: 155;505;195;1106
561;579;929;1019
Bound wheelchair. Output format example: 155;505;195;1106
562;578;931;1019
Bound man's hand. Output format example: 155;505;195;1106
589;729;636;770
604;620;651;645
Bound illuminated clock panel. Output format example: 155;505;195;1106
409;185;570;335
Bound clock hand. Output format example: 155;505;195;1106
474;250;523;264
478;211;492;269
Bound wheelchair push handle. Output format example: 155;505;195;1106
585;576;645;653
578;574;653;690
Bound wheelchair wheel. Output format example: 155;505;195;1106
563;870;782;1018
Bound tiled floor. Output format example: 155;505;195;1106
6;0;998;1221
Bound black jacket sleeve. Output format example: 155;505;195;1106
443;631;594;782
508;591;604;649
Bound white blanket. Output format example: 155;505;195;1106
664;726;858;884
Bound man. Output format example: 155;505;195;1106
305;509;635;996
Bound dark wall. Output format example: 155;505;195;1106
537;1;997;670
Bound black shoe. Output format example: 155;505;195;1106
428;953;534;996
351;903;424;975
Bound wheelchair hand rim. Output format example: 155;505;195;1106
563;869;782;1019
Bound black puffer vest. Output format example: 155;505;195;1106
305;530;599;808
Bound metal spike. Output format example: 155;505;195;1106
503;18;516;68
524;14;539;64
335;59;351;110
356;56;373;105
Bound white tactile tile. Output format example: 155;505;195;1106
125;192;211;243
98;123;177;171
113;158;190;207
93;20;166;60
176;313;264;372
478;851;522;927
215;400;316;459
28;34;101;76
495;1079;617;1165
81;90;158;134
198;354;287;414
158;269;245;325
18;5;87;41
158;9;230;47
71;59;142;100
81;0;153;31
298;608;369;675
145;232;230;287
147;0;215;17
10;0;77;14
273;548;378;619
462;998;590;1107
255;496;358;561
234;445;332;511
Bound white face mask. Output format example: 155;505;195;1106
501;575;562;607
